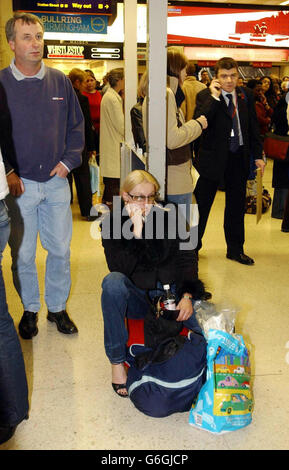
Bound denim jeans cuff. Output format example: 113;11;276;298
46;305;67;313
105;344;127;364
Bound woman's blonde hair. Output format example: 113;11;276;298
167;47;188;78
121;170;160;195
68;68;85;84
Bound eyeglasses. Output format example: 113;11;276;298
128;193;158;203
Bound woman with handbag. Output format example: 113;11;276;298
100;170;206;397
99;68;125;209
143;48;208;225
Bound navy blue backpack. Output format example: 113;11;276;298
126;331;207;418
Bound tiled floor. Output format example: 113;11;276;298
1;159;289;450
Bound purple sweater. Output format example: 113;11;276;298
0;66;84;182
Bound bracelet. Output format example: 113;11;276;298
196;119;203;130
182;295;193;300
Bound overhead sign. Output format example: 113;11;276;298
184;46;289;63
13;0;113;15
168;5;289;48
44;42;123;59
33;13;107;34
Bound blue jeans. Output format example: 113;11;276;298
166;192;193;226
0;200;29;426
101;272;202;363
5;176;72;313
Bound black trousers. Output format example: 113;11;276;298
68;151;92;217
194;148;247;254
281;189;289;230
102;177;120;205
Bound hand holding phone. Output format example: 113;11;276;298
210;79;222;98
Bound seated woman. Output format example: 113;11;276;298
101;170;206;397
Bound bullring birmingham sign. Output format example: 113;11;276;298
13;1;113;15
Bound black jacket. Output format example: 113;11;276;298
0;81;17;175
272;95;289;189
194;86;263;182
130;98;146;153
74;88;95;153
101;202;203;298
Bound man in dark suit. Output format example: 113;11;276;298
194;57;265;265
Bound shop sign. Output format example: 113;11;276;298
46;44;85;58
44;43;123;59
13;0;113;15
252;62;272;68
197;61;217;67
34;13;107;34
168;5;289;49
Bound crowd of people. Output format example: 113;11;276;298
0;11;289;444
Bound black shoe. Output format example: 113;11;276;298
201;291;212;301
47;310;78;334
83;214;102;222
0;426;17;445
19;311;38;339
226;252;255;265
281;226;289;233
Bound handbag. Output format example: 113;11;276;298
263;132;289;161
88;155;100;195
245;179;272;214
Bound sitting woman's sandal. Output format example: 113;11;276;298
112;383;128;398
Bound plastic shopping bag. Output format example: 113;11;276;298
89;156;100;195
189;329;253;433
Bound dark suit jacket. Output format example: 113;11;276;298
194;86;263;182
271;95;289;189
0;81;17;175
74;88;95;154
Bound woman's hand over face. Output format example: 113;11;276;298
125;203;144;238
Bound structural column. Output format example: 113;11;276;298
0;0;13;70
146;0;167;200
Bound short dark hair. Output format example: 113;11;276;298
215;57;238;76
5;12;44;42
246;79;259;90
107;68;124;88
186;61;196;76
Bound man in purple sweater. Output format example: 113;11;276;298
0;13;85;339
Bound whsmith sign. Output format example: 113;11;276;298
13;0;113;15
34;13;108;33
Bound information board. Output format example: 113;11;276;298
34;13;107;33
13;0;113;15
